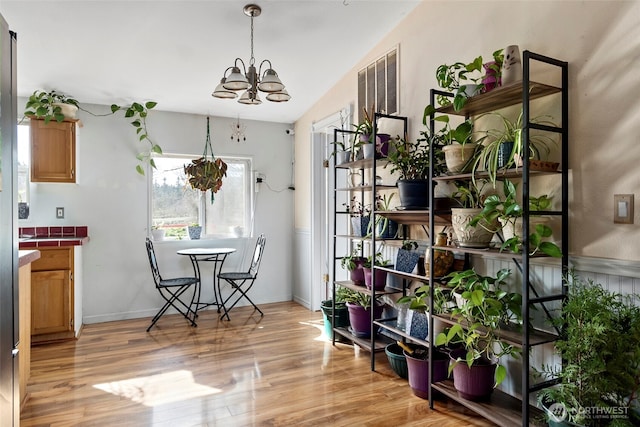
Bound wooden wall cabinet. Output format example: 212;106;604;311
30;118;77;183
31;247;75;343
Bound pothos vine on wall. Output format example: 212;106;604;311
23;89;161;175
184;117;228;203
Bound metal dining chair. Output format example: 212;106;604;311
217;234;266;320
145;237;200;331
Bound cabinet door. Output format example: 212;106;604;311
30;119;76;183
31;270;73;337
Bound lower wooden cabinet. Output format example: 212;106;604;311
31;247;75;343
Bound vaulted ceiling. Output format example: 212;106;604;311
2;0;420;123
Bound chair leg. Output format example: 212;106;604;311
147;285;198;331
219;279;263;321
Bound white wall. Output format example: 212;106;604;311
293;0;640;263
19;100;295;323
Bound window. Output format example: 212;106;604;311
151;155;253;239
17;124;30;210
357;47;398;122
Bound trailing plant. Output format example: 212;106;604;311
435;268;522;386
471;110;558;186
469;180;562;257
436;56;484;110
24;89;79;124
111;101;161;175
536;272;640;426
397;284;452;315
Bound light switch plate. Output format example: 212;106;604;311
56;207;64;219
614;194;634;224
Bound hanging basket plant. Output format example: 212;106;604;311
184;117;228;202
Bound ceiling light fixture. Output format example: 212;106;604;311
212;4;290;105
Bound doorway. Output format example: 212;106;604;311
309;106;351;311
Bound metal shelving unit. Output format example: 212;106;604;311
423;51;569;426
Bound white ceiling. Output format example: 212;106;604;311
1;0;420;124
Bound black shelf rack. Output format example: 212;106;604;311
423;51;569;426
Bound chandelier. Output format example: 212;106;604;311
212;4;290;105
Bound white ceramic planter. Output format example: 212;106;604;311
451;207;498;248
443;143;476;173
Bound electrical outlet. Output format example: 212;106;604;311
56;207;64;219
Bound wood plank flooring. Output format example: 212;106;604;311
21;302;495;426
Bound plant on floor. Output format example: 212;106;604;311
536;272;640;426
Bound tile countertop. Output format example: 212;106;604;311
18;249;41;267
19;225;90;249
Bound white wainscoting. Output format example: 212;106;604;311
468;253;640;402
293;229;312;309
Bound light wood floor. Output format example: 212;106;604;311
21;302;494;426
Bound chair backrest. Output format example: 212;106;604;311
248;234;266;277
145;237;162;286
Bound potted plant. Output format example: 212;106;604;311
450;179;498;248
341;242;366;286
471;110;558;186
344;196;371;237
423;105;480;174
398;341;451;399
384;135;432;208
470;179;562;257
187;223;202;240
24;89;79;123
321;286;351;340
340;287;384;338
372;193;399;238
362;250;392;291
435;56;484;111
151;225;165;241
536;273;640;426
436;268;522;401
481;49;504;94
352;106;391;159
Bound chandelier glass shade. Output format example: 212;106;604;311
212;4;290;104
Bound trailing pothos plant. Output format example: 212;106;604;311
469;179;562;258
24;89;79;124
184;117;228;203
110;101;160;175
436;268;522;386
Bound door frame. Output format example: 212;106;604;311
309;106;352;311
